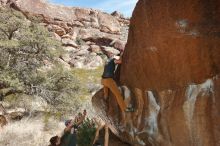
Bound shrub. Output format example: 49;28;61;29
77;118;96;146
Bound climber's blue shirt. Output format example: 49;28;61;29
102;58;116;78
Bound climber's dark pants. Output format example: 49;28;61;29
101;78;126;112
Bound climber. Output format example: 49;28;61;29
101;51;134;112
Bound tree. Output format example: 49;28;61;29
0;7;26;40
0;7;87;114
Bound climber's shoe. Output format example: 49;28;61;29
125;107;135;112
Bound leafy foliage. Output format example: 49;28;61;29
77;118;96;146
0;7;83;111
0;8;26;40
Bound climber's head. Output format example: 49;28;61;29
64;119;71;127
106;52;114;58
49;135;61;146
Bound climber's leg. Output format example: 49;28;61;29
102;78;126;112
104;124;109;146
103;86;109;100
93;124;104;145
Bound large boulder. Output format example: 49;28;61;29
98;12;121;34
121;1;220;91
93;0;220;146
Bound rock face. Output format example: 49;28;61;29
2;0;129;69
121;0;220;91
93;0;220;146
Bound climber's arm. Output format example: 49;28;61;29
75;110;87;126
114;58;122;64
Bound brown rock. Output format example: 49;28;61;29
121;0;220;91
8;111;25;121
52;32;61;41
49;25;66;36
9;0;78;22
61;34;74;40
84;37;113;46
111;11;123;18
111;40;125;51
89;45;101;53
75;8;91;21
7;0;125;35
101;46;120;55
62;46;77;52
0;115;7;128
92;0;220;146
90;17;99;28
61;38;78;48
71;21;84;27
98;12;121;34
85;41;95;45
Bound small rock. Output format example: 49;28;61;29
112;40;125;52
111;11;123;18
82;21;91;28
63;46;77;52
89;45;101;53
101;46;120;55
8;111;26;121
75;49;89;56
61;34;73;39
69;29;78;40
52;32;62;41
85;41;95;45
80;45;90;50
90;52;97;56
90;17;99;28
62;38;78;48
50;25;66;36
75;8;91;21
0;115;7;127
72;21;84;27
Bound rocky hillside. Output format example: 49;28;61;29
1;0;129;69
0;1;130;145
93;0;220;146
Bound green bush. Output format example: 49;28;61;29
0;7;63;99
0;7;84;112
77;118;96;146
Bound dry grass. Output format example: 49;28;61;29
0;118;65;146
